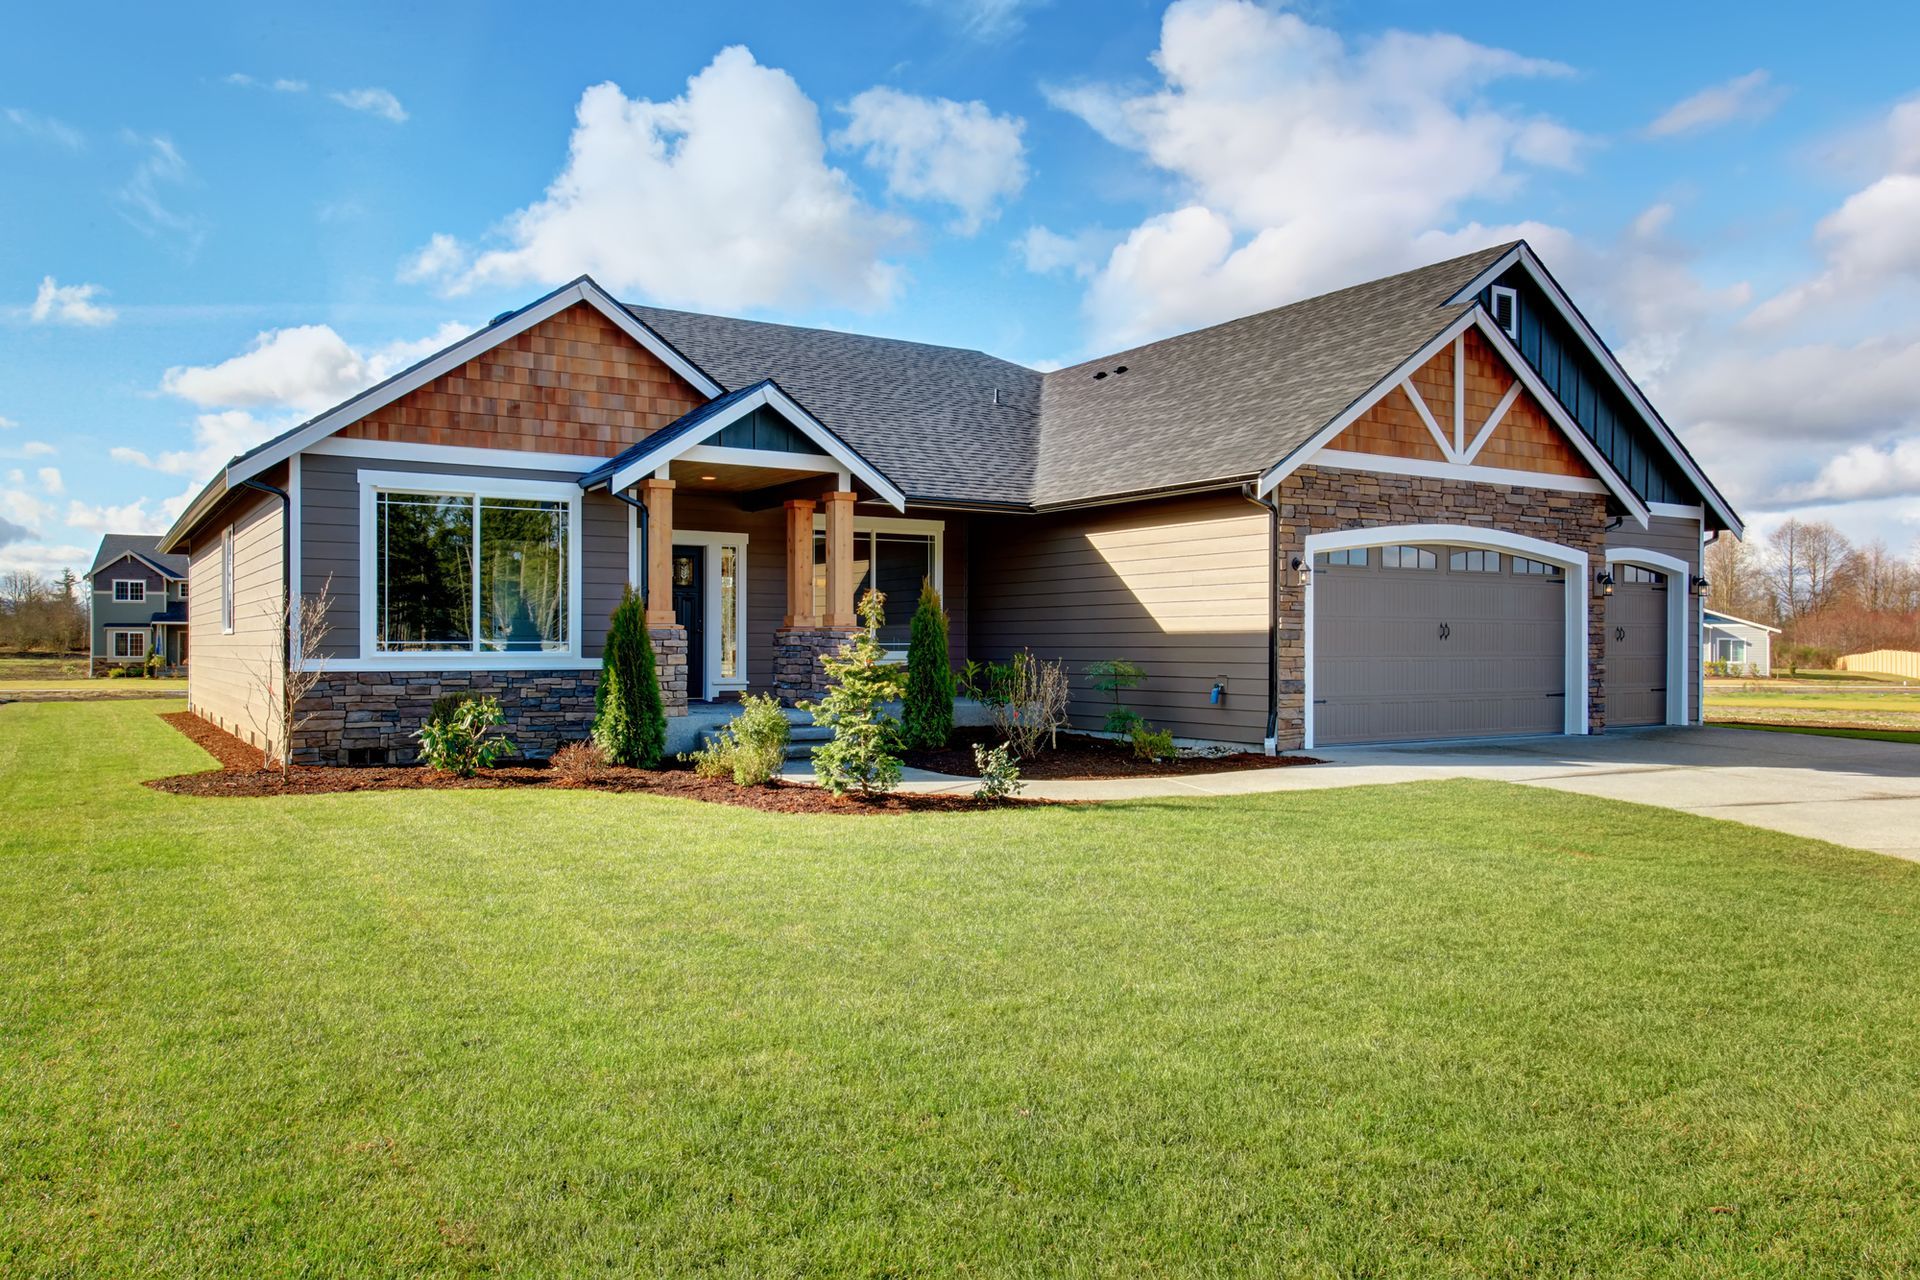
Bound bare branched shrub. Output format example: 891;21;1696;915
990;650;1070;758
550;741;607;787
242;574;334;769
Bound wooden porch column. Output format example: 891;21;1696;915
823;490;857;629
783;498;818;627
640;477;676;626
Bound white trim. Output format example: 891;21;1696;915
1401;380;1456;459
1649;501;1704;520
677;444;846;474
287;453;303;657
1701;608;1780;634
228;277;723;487
1309;449;1610;495
1452;335;1466;454
356;468;584;666
647;529;752;699
305;436;606;474
808;512;945;651
1489;284;1519;338
220;527;235;634
1605;547;1692;728
597;382;907;510
1461;381;1524;463
1446;243;1743;536
111;579;148;603
106;627;149;660
1301;523;1590;750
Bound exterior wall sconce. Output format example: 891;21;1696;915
1290;556;1311;586
1690;574;1710;597
1595;570;1615;597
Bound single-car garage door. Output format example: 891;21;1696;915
1313;543;1567;746
1606;565;1668;727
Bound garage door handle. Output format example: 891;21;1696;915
1437;622;1451;640
1614;626;1625;641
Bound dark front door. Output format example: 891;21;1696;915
672;545;705;701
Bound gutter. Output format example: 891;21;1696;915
1241;483;1282;755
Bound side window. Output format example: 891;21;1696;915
221;528;235;633
1382;545;1437;570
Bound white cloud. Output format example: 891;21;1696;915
3;107;84;149
0;415;16;430
117;133;201;248
1018;225;1121;278
398;232;467;284
913;0;1039;39
158;320;471;413
19;441;55;459
410;48;905;312
1041;0;1582;349
1659;335;1920;445
226;73;310;94
0;542;91;579
1646;70;1784;138
837;88;1027;233
29;276;116;326
0;485;57;529
36;467;62;495
112;410;288;481
1782;438;1920;504
64;498;169;536
329;87;408;123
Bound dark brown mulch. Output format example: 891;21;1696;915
903;726;1317;779
149;711;1042;813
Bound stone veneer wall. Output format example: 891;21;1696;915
648;624;689;717
772;625;855;705
1273;465;1611;749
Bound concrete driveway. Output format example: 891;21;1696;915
872;727;1920;861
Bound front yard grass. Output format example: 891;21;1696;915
3;699;1918;1275
1705;681;1920;735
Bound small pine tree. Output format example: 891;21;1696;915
594;587;668;767
901;577;954;750
803;589;908;797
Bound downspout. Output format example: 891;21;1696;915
611;487;649;605
1242;482;1281;755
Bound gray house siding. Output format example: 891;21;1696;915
1607;513;1704;722
89;552;185;672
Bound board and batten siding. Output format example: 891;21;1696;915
187;482;285;752
1607;513;1703;722
300;452;627;660
968;491;1270;744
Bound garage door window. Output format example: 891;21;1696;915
1315;548;1368;567
1513;557;1561;576
1619;565;1666;585
1448;550;1501;572
1382;546;1437;570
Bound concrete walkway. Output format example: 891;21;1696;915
788;727;1920;861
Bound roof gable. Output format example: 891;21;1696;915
89;535;186;581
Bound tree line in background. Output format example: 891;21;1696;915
1707;518;1920;668
0;570;89;654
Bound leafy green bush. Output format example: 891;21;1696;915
1086;658;1147;737
971;740;1023;803
593;588;666;767
902;579;954;750
105;666;126;680
686;694;791;786
414;694;517;777
428;691;479;727
1130;722;1176;762
955;658;992;703
802;590;907;797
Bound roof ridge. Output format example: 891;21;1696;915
626;304;1037;371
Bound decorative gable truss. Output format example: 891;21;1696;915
1258;308;1650;527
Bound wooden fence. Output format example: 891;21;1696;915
1836;650;1920;679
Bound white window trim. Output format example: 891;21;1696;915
1490;284;1520;338
810;513;944;656
220;528;235;634
1605;547;1691;727
643;528;751;701
1301;524;1591;750
111;579;148;603
355;468;584;670
108;628;148;659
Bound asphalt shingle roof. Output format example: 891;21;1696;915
630;243;1511;509
88;535;187;581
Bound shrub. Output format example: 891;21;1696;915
1086;658;1147;737
414;694;517;777
144;651;165;678
902;578;955;750
428;691;479;727
106;666;126;679
686;694;791;787
971;740;1023;803
990;650;1070;758
549;741;607;787
1130;722;1176;762
802;590;907;797
955;658;992;703
593;588;666;767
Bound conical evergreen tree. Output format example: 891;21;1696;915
594;587;667;766
902;577;954;750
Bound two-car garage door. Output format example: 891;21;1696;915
1312;543;1567;746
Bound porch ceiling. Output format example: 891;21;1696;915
666;458;832;494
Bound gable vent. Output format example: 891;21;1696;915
1490;285;1519;339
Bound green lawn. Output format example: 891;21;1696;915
1718;722;1920;745
1705;685;1920;735
0;654;185;691
4;700;1919;1276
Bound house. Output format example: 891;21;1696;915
86;535;189;676
1702;609;1778;677
156;240;1740;763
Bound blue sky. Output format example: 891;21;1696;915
6;0;1920;579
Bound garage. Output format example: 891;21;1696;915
1311;542;1569;746
1605;564;1668;727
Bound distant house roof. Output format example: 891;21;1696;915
149;600;188;625
89;535;187;582
1704;609;1781;634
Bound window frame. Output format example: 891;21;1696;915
1448;549;1501;573
357;469;584;668
657;528;751;698
810;513;945;657
1490;284;1519;339
109;629;147;659
220;528;235;634
1381;545;1438;571
112;579;148;603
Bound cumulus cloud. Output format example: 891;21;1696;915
0;415;16;430
1646;70;1785;138
1781;438;1920;504
158;320;471;413
0;485;57;529
405;47;904;311
17;441;55;459
29;276;116;326
64;498;170;536
1040;0;1582;348
1018;225;1122;278
837;88;1027;232
0;542;91;578
1659;335;1920;445
3;107;83;149
36;467;62;496
329;87;408;123
398;232;467;284
111;410;288;481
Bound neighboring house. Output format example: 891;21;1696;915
86;535;189;676
158;240;1740;763
1702;609;1778;677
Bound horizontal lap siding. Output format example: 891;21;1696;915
187;484;285;752
1608;513;1704;721
300;452;628;659
968;493;1269;744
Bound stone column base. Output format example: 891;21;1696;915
647;624;689;717
773;625;855;705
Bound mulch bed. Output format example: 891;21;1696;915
903;726;1316;780
148;712;1046;814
